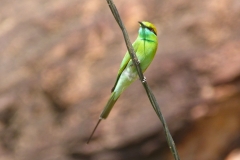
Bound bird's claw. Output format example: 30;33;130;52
134;58;140;65
137;59;140;64
142;76;147;83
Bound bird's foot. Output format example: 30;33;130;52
142;76;147;83
134;58;140;65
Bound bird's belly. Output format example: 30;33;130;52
122;67;137;81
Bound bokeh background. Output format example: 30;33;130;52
1;0;240;160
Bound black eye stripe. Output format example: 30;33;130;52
147;27;152;31
146;27;157;35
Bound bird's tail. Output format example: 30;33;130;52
100;92;119;119
87;91;119;144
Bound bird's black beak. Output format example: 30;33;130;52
138;21;145;27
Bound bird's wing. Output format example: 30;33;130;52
111;40;140;92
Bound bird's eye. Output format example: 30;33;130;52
148;27;154;32
147;27;156;35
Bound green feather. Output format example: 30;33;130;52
88;21;158;143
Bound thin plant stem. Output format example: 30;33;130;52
105;0;180;159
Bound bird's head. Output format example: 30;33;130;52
138;21;157;36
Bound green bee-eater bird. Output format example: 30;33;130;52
87;21;158;143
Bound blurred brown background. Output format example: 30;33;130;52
1;0;240;160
